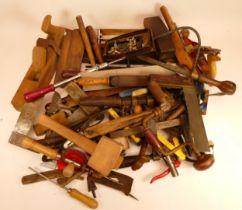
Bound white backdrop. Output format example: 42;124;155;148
0;1;242;210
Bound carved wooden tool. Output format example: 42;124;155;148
81;65;172;91
38;115;123;176
24;57;125;102
54;30;72;82
132;140;149;170
86;25;104;63
76;16;96;66
108;74;192;88
137;55;236;95
160;5;194;71
144;16;175;61
84;110;153;138
29;167;98;209
67;29;85;72
11;15;65;111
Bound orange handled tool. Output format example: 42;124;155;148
29;167;98;209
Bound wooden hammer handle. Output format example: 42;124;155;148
39;115;96;154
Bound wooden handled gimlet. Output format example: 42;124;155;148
28;167;98;209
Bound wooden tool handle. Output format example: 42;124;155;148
24;84;55;102
144;128;161;150
77;77;109;86
34;111;66;136
68;188;98;209
84;110;152;138
76;16;96;66
39;115;96;154
86;25;104;63
193;154;214;170
63;163;75;178
197;74;236;95
148;80;166;104
160;6;194;70
148;80;173;111
22;170;63;184
21;137;60;159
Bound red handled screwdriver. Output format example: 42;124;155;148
24;57;125;102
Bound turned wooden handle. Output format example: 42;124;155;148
198;74;236;95
160;5;194;70
68;188;98;209
86;25;104;63
148;80;167;104
193;154;215;170
77;77;109;86
148;80;172;111
76;16;96;66
39;115;96;154
21;137;60;159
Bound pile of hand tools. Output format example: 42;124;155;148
9;5;236;209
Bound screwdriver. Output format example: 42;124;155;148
28;167;98;209
24;57;125;102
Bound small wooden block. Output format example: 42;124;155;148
87;136;123;177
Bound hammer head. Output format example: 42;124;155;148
87;136;123;177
